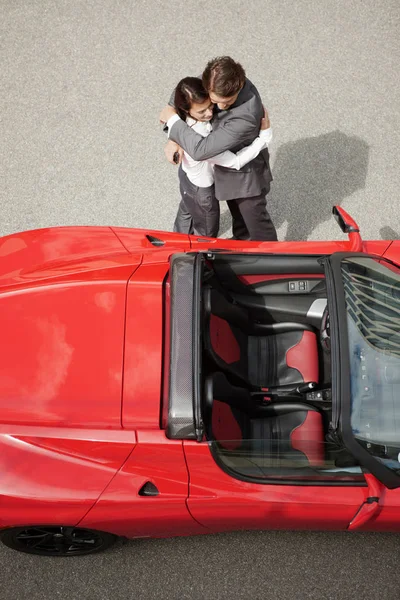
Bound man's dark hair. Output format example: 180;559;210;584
202;56;246;97
174;77;208;120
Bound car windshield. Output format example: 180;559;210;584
341;256;400;473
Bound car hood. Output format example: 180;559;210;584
0;227;141;428
0;226;138;290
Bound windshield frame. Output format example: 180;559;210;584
326;251;400;489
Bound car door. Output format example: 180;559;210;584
183;438;368;532
79;431;207;539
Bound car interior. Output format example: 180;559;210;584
200;252;362;482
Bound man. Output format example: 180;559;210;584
159;56;277;241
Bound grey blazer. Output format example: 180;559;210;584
168;78;272;201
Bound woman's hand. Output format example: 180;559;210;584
260;106;270;130
164;140;184;165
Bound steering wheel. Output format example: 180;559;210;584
320;304;331;353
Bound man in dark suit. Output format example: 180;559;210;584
160;57;277;241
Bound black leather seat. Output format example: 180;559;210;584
204;287;319;389
205;372;325;467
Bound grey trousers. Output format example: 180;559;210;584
173;167;220;238
226;185;278;241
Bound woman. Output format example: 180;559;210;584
172;77;272;238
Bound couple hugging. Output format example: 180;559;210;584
159;56;277;241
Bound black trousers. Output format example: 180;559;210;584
173;167;220;237
226;186;277;241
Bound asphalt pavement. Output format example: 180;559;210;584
1;1;400;599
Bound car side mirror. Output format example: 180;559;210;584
332;206;359;233
332;206;363;252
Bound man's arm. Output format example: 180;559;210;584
168;88;175;107
206;108;271;169
207;127;272;170
160;88;180;164
159;105;183;164
167;114;258;161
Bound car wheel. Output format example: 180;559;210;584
0;526;118;556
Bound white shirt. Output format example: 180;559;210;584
167;114;272;188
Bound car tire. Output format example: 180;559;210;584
0;525;118;557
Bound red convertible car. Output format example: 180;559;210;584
1;206;400;556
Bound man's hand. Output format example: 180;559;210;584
260;106;270;130
164;140;184;165
159;105;177;124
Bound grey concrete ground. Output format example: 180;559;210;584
0;0;399;598
1;531;400;600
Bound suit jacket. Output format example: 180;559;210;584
168;78;272;201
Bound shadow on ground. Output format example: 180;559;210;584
380;226;399;240
220;130;370;241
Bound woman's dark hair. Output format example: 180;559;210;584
202;56;246;97
174;77;209;120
